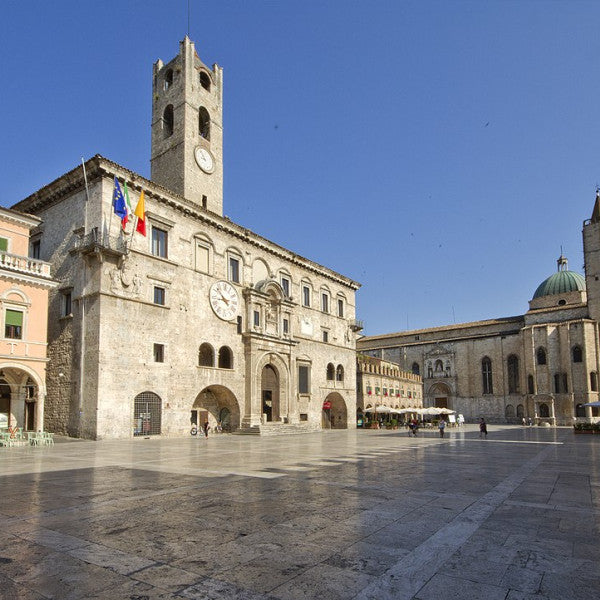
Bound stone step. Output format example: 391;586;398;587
233;422;321;436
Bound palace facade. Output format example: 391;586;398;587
12;38;361;439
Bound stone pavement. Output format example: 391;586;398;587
0;424;599;600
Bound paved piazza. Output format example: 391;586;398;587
0;425;599;600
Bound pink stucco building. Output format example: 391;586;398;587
0;207;55;431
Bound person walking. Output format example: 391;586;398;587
479;418;488;439
438;418;446;438
202;420;210;438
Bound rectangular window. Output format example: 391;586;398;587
195;243;209;273
5;309;23;339
31;240;41;259
366;385;372;395
153;286;165;306
153;343;164;363
281;276;290;297
375;386;380;396
237;316;243;334
302;285;311;307
151;227;168;258
337;298;344;317
63;292;72;317
321;293;329;313
229;256;240;283
283;318;289;334
253;310;260;327
0;238;8;252
383;387;388;397
298;365;310;394
322;330;329;343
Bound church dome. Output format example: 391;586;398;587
532;255;586;299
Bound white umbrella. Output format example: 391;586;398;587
437;408;456;414
365;406;391;413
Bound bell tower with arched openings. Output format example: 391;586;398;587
151;37;223;216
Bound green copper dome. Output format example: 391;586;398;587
533;269;586;299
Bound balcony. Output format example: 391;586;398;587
0;252;52;279
350;319;364;332
73;228;127;258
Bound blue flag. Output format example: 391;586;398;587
112;177;127;221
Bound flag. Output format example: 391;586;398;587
134;190;146;236
112;178;127;225
123;182;133;229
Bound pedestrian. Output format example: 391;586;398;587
528;417;533;426
438;418;446;438
479;418;487;439
522;417;526;426
411;418;419;437
202;420;210;438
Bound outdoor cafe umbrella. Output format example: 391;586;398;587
583;401;600;407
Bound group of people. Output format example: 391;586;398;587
406;417;489;439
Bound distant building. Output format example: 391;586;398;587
0;207;55;431
356;354;423;423
359;195;600;426
12;38;361;439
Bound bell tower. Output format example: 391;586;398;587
583;190;600;321
151;37;223;215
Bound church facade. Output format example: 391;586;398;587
12;38;361;439
358;198;600;426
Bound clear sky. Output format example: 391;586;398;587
2;0;600;336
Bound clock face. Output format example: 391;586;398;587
209;281;239;321
194;146;214;174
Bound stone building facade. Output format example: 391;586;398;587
356;354;423;420
12;38;360;439
358;196;600;426
0;207;56;432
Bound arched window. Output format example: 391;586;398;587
199;107;210;140
336;365;344;382
539;403;550;418
412;362;420;376
591;371;598;392
199;71;211;91
505;404;515;418
163;105;174;139
572;345;583;363
537;347;547;365
218;346;233;369
326;363;335;381
482;357;493;394
163;69;173;90
133;391;162;436
576;403;586;417
528;374;535;394
198;343;214;367
507;355;519;394
516;404;525;418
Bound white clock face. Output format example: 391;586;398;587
209;280;239;321
194;147;214;174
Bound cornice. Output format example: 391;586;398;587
12;155;360;291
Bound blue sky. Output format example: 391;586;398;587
2;1;600;335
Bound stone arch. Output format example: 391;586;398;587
252;259;270;285
199;106;210;140
322;392;348;429
427;381;452;409
255;352;290;424
505;404;515;419
192;385;240;432
326;363;335;381
0;364;45;431
163;105;174;138
218;346;233;369
133;391;162;436
198;343;214;367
